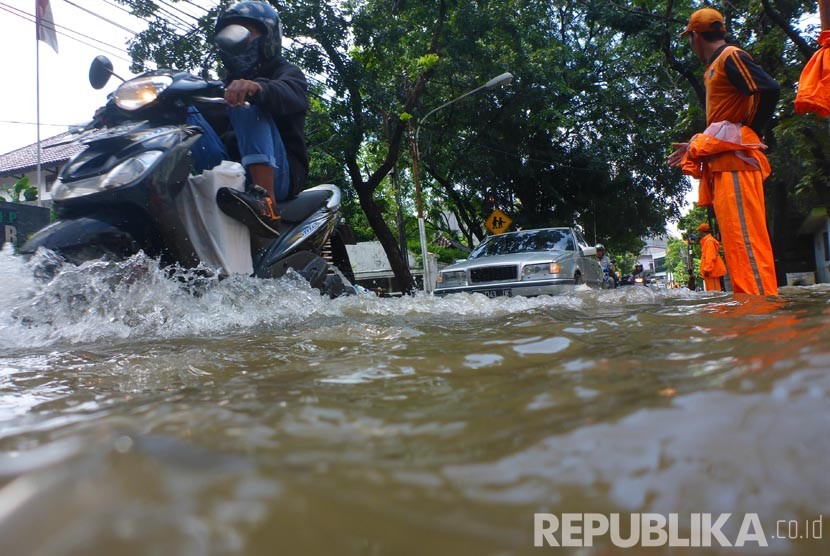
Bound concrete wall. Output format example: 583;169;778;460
813;217;830;284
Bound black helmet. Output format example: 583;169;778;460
215;1;282;60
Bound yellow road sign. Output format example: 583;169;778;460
485;209;512;235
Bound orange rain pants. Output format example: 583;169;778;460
699;233;726;292
682;122;778;296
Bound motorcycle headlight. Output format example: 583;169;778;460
115;75;173;111
522;262;561;279
52;151;163;201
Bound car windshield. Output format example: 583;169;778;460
469;229;572;259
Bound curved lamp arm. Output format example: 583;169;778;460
415;72;513;147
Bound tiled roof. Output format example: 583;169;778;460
0;132;86;177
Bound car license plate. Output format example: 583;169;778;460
482;289;511;298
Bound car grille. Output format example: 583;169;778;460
470;265;517;283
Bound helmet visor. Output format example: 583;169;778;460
215;24;251;54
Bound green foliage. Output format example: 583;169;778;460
416;53;440;71
613;250;645;276
666;236;694;284
1;177;38;203
677;204;709;238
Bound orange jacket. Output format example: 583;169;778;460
699;233;727;279
795;31;830;117
680;122;771;206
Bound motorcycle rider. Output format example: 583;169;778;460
596;244;618;287
192;1;309;237
632;263;647;285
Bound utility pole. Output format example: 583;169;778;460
687;240;697;290
392;166;408;268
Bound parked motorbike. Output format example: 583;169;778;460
21;55;355;297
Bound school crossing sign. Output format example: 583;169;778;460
485;209;512;235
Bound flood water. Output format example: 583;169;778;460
0;246;828;555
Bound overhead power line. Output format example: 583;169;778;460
93;0;194;35
62;0;139;34
97;0;137;19
5;0;335;106
180;0;217;13
155;0;202;23
0;2;133;62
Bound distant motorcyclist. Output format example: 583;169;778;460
596;244;618;287
190;1;309;237
632;263;647;285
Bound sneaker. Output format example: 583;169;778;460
217;185;280;237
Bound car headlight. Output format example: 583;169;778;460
437;270;467;287
115;75;173;111
52;151;163;201
522;262;561;278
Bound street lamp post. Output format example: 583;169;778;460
410;72;513;293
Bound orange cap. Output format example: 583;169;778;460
697;222;712;233
681;8;726;37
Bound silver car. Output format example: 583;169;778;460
434;227;603;297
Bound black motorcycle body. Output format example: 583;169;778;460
21;57;355;295
601;267;617;289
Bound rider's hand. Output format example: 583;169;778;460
668;142;688;168
224;79;262;108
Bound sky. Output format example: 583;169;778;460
0;0;217;155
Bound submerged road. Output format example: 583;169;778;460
0;249;827;555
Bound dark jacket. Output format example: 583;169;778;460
206;56;309;198
253;56;309;198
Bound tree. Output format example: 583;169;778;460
116;0;827;291
410;1;690;257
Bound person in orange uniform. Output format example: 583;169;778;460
668;8;779;296
697;222;726;291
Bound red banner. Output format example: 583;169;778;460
35;0;59;53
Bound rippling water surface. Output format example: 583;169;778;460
0;246;828;555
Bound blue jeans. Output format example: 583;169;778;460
187;105;290;201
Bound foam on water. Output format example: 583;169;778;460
0;246;329;349
0;245;707;351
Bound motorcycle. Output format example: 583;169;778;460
21;54;356;297
601;265;617;289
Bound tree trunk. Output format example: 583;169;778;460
339;1;448;295
355;182;416;294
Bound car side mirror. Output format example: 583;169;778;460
215;24;251;54
582;246;597;257
89;55;114;90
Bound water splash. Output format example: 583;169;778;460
0;247;325;349
0;245;708;350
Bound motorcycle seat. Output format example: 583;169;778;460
274;189;332;223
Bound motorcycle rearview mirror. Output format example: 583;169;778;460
89;55;124;89
215;24;251;54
